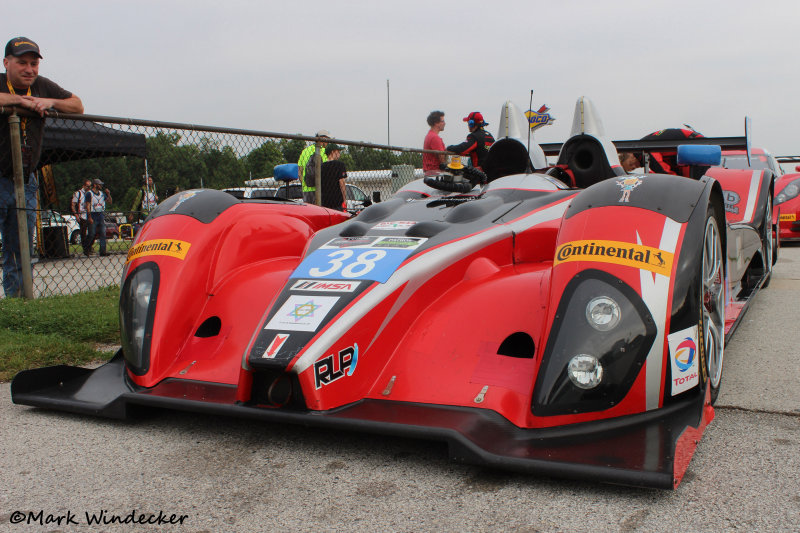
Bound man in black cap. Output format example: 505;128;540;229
319;144;348;211
447;111;495;171
85;178;112;257
0;36;83;295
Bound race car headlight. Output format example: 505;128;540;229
586;296;621;331
567;354;603;389
776;179;800;205
119;263;159;376
533;270;656;416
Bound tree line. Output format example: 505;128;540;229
47;132;422;215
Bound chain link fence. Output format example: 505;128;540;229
2;110;441;299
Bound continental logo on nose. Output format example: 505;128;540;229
126;239;191;263
554;240;673;276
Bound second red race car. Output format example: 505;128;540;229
774;158;800;241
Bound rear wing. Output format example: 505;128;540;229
538;136;747;157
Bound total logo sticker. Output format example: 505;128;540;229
668;325;700;395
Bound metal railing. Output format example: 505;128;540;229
2;108;446;298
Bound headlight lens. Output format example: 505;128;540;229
586;296;621;331
567;354;603;389
776;179;800;205
119;263;159;375
533;271;656;416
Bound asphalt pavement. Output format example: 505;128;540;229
1;247;799;532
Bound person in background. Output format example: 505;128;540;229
298;130;330;203
319;143;348;212
447;111;495;171
131;175;158;222
85;178;111;257
0;36;83;296
423;111;446;174
71;179;91;253
619;152;641;173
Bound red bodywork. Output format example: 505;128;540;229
775;171;800;241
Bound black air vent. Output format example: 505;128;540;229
195;316;222;338
498;332;535;358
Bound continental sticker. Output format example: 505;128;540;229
554;240;673;277
126;239;191;263
780;213;796;222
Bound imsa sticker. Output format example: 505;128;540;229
668;326;700;395
126;239;191;264
554;240;673;277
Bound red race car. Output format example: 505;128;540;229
774;159;800;241
12;99;775;489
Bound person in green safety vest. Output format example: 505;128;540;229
298;129;330;203
131;175;159;223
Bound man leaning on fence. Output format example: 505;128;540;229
0;37;83;297
298;130;330;203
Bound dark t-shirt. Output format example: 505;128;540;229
0;74;73;177
320;160;347;210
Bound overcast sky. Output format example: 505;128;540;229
7;0;800;170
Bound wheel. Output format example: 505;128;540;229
70;230;79;245
702;209;725;405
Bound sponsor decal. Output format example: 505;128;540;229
524;105;556;132
264;295;339;332
668;326;700;395
616;176;642;203
697;315;707;382
126;239;191;263
262;333;289;359
723;190;740;214
290;279;361;292
314;344;358;388
372;236;426;249
780;213;796;222
292;246;418;283
554;240;673;277
168;190;199;212
322;237;378;248
371;220;416;231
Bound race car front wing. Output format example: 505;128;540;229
11;351;713;489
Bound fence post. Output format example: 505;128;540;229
313;141;322;206
7;112;34;299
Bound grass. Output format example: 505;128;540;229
0;286;120;381
67;238;133;256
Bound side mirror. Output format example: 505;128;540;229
795;165;800;173
372;191;382;203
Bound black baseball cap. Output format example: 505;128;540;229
326;143;343;153
5;37;42;59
